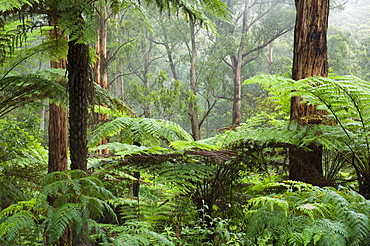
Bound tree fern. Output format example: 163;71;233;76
44;203;80;244
94;87;135;117
245;74;370;193
142;0;229;33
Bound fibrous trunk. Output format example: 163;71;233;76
358;172;370;199
67;40;91;172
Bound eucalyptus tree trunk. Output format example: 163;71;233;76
163;31;179;81
267;42;274;74
67;39;91;172
94;7;108;93
189;21;201;140
48;77;68;172
48;25;68;173
46;19;70;246
227;0;291;126
230;0;249;126
289;0;329;186
94;5;109;154
142;36;153;118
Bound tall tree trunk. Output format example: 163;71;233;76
231;0;249;126
67;39;91;172
48;20;69;173
143;39;152;118
94;7;109;155
137;33;154;118
267;42;274;74
67;16;92;244
162;29;179;81
47;20;70;246
189;21;200;140
48;61;68;173
289;0;329;186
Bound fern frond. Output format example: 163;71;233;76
89;117;133;147
170;140;219;151
90;143;170;157
109;220;174;246
89;117;193;148
45;203;81;244
247;196;289;216
0;0;35;12
287;232;304;246
0;74;65;117
0;211;37;246
0;198;38;220
80;195;117;222
343;210;369;245
94;85;135;117
155;162;212;193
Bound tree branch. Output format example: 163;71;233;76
241;27;293;62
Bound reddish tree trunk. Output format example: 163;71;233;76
94;9;109;154
47;21;70;246
289;0;329;186
48;54;68;173
48;102;68;173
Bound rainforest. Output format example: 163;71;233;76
1;0;370;245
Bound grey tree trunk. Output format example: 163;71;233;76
189;21;201;140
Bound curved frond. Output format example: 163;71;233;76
46;203;81;244
94;85;135;117
0;211;37;245
0;74;65;117
89;117;193;147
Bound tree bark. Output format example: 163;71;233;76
267;42;273;74
289;0;329;186
48;22;68;173
231;0;248;126
189;21;201;140
67;40;91;172
292;0;329;80
94;7;109;155
47;20;69;246
142;36;153;118
48;102;68;173
358;172;370;199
